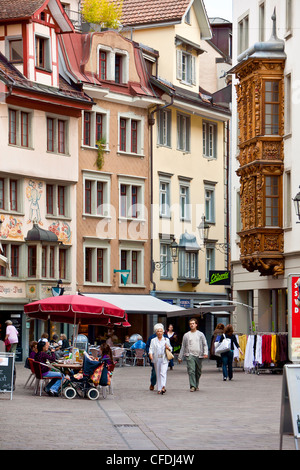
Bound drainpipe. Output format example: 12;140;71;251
149;95;174;293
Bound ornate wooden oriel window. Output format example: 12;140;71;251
233;53;286;277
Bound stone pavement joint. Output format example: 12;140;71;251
0;360;296;450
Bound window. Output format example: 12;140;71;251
259;3;265;42
45;184;69;217
97;47;129;83
8;109;16;145
83;173;110;217
285;171;292;227
9;39;23;63
179;250;198;280
286;0;293;34
35;36;50;70
160;243;172;279
205;246;215;282
28;246;37;277
115;54;122;84
120;248;143;285
0;178;4;209
59;248;67;280
120;119;126;151
47;117;68;154
58;186;65;216
0;244;7;276
0;177;22;212
177;114;190;152
11;245;19;277
131;121;137;154
119;179;144;219
285;74;292;134
238;14;249;55
265;176;280;226
49;246;55;278
203;121;217;158
84;244;109;284
10;180;18;211
84;112;91;146
82;110;108;148
42;246;47;278
118;115;143;155
159;179;171;217
176;50;196;85
158;109;171;147
99;51;107;80
9;108;32;148
179;184;190;220
264;81;280;135
205;186;215;223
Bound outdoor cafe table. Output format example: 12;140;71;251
53;361;83;373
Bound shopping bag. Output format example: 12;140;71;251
91;364;104;386
215;335;231;355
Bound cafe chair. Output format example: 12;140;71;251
133;348;146;367
24;358;36;389
32;360;63;397
112;347;125;367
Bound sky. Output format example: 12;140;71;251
204;0;232;22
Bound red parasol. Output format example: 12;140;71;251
24;294;126;325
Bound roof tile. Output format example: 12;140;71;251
121;0;191;27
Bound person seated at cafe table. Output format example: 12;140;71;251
130;335;146;351
35;340;65;396
99;343;114;366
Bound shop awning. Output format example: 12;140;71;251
81;293;186;315
166;303;236;318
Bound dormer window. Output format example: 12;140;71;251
9;39;23;63
99;51;107;80
97;45;128;83
35;35;51;71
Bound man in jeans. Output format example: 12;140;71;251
178;318;208;391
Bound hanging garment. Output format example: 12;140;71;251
255;335;262;365
238;335;247;361
233;335;240;361
279;334;288;362
244;335;255;371
262;335;272;364
271;334;277;363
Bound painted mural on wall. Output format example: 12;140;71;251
26;180;43;225
0;179;72;244
0;214;24;240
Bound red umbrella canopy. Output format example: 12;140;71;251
24;294;125;325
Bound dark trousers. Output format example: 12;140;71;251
221;350;234;379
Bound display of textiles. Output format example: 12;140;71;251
244;333;288;372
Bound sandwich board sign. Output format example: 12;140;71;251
280;365;300;450
0;352;15;400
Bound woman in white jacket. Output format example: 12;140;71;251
149;323;172;394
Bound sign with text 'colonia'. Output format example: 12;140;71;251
208;270;231;286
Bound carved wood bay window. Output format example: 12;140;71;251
233;56;286;277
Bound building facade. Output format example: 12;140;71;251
120;0;232;339
0;0;92;359
231;0;300;336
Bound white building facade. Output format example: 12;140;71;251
231;0;300;335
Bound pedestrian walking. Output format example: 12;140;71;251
217;324;242;381
146;328;167;391
148;323;172;394
178;318;208;392
165;324;178;370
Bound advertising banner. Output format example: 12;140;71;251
288;274;300;363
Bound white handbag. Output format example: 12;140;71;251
215;335;231;356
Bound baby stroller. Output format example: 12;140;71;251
63;352;107;400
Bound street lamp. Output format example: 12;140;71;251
197;214;230;254
152;238;179;271
293;187;300;223
197;215;210;245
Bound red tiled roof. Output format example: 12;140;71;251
0;0;46;20
121;0;191;27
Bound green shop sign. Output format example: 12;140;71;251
209;270;231;286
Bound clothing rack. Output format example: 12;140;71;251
245;332;288;375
